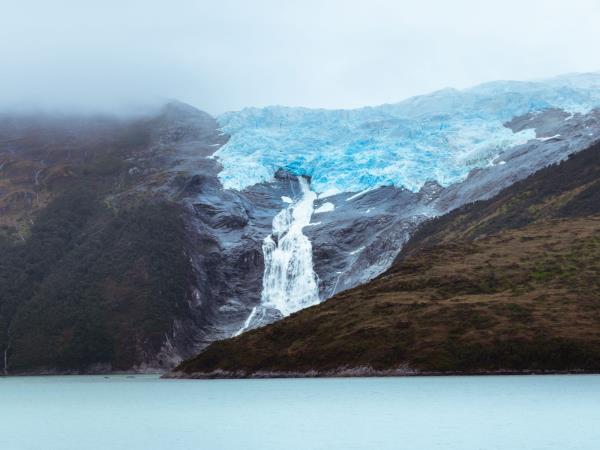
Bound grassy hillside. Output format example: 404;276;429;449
171;141;600;377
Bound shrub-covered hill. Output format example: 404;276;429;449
0;189;194;373
169;140;600;378
0;105;213;374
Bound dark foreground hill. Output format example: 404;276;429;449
0;104;224;374
169;140;600;378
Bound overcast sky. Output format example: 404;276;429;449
1;0;599;115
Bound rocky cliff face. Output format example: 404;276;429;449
2;74;600;373
0;102;227;373
157;92;600;369
168;139;600;379
203;74;600;344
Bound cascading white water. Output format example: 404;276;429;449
3;339;10;376
234;176;320;336
261;176;320;315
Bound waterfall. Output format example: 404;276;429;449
261;176;320;315
235;176;320;335
3;339;10;376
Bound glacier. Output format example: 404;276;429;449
215;73;600;194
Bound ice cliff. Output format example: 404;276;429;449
215;73;600;194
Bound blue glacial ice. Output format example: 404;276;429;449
215;73;600;194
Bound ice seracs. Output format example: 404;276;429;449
215;73;600;195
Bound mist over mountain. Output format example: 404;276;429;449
5;5;600;450
1;72;600;374
2;1;600;114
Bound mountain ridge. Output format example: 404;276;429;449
168;139;600;378
2;73;600;374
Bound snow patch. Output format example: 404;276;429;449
349;246;365;256
314;202;335;214
536;134;561;142
347;187;377;201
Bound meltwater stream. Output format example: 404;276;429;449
235;176;319;335
261;177;320;314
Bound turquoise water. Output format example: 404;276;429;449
1;375;599;450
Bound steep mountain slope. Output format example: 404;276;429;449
212;73;600;333
3;74;600;374
168;140;600;378
216;73;600;193
0;104;224;373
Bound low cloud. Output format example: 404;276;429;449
1;0;599;115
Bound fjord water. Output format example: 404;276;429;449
1;375;599;450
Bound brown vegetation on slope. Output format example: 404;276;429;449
171;141;600;378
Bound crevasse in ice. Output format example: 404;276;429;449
215;73;600;193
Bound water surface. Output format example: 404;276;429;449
1;374;599;449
